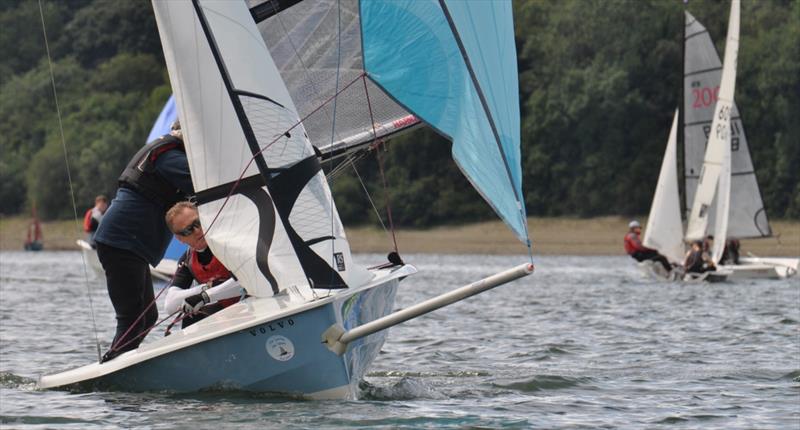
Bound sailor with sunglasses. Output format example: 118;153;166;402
163;202;244;329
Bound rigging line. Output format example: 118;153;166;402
362;76;398;253
325;0;343;290
326;150;368;180
201;72;367;238
38;0;102;362
113;308;182;353
351;162;389;233
107;272;176;353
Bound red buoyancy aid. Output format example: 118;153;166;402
623;231;647;255
189;249;238;307
83;208;94;232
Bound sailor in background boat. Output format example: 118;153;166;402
82;194;108;248
624;220;672;272
683;240;717;274
163;202;244;330
94;120;194;363
722;238;741;265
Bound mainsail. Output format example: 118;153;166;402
254;0;529;245
683;7;770;239
685;0;738;261
253;0;420;159
153;0;360;297
643;110;684;264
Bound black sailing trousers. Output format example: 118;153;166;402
96;242;158;355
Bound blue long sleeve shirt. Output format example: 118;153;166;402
94;149;194;266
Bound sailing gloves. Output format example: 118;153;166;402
182;291;210;315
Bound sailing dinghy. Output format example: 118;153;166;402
641;109;729;283
39;0;533;398
682;5;797;279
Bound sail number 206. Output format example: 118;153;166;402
692;86;720;109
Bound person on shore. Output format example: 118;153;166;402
623;220;672;272
684;240;716;274
82;194;108;247
163;202;244;329
94;120;194;362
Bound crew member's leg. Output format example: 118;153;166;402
97;242;158;360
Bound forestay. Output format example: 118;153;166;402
683;7;770;239
153;0;360;298
685;0;738;253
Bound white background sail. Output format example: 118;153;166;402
685;0;739;243
643;110;685;264
683;7;770;239
153;0;359;297
712;143;731;263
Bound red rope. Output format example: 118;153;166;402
202;72;368;238
107;272;177;353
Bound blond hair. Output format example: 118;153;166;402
165;201;197;231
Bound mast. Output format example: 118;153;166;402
678;1;687;220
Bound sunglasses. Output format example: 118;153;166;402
175;219;201;237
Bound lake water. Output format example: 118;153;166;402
1;251;798;429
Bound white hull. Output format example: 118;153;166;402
682;269;731;283
720;257;799;279
637;260;678;282
638;260;730;283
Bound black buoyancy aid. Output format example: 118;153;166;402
118;135;187;208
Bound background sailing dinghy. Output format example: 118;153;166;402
681;3;797;279
38;0;533;398
643;0;796;281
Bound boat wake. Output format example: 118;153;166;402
359;377;444;400
492;374;593;392
0;371;37;390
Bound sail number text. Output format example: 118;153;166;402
691;86;720;109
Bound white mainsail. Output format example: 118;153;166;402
643;109;684;264
153;0;360;297
683;6;770;239
685;0;739;248
712;140;731;263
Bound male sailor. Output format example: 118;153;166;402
94;120;194;362
82;194;108;247
623;220;672;272
163;201;244;329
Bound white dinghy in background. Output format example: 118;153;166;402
682;2;796;280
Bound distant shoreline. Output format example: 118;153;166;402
1;215;798;257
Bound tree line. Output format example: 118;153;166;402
1;0;797;225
